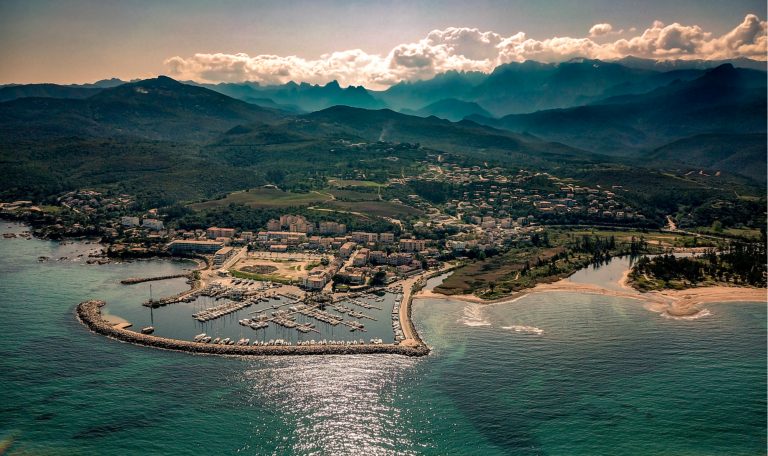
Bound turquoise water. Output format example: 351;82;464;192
0;223;765;455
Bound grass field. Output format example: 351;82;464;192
189;188;332;210
232;256;314;282
689;227;762;240
329;189;381;201
321;200;424;218
328;179;385;188
229;269;294;285
564;228;716;248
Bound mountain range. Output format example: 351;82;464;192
2;56;764;118
467;64;766;157
0;57;765;203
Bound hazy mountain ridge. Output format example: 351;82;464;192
0;76;284;142
467;64;767;156
401;98;492;121
649;133;767;183
2;57;762;122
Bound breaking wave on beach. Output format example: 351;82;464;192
458;304;491;327
662;308;713;320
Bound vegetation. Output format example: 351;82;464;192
189;188;333;210
229;269;293;285
435;230;657;299
629;242;767;291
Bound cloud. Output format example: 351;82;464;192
165;14;767;88
589;23;614;37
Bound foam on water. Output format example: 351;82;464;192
662;308;713;320
458;303;491;327
501;325;544;335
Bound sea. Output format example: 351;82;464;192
0;222;765;455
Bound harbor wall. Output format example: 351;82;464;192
76;300;430;357
121;273;191;284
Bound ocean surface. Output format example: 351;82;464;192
0;222;765;455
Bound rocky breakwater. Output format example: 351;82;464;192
76;300;429;357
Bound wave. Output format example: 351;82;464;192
662;308;712;320
501;325;544;335
458;304;491;327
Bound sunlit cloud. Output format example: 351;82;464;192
165;14;767;89
589;23;615;37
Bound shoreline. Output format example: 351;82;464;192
77;300;430;357
416;270;765;318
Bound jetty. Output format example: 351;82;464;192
121;273;191;285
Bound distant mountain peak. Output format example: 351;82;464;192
132;75;183;89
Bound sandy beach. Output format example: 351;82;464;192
415;267;766;319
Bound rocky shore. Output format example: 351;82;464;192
76;300;430;357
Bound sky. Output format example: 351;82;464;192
0;0;765;88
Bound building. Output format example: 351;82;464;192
213;247;236;267
387;252;413;266
318;221;346;235
206;227;236;239
142;218;164;231
350;232;378;243
168;240;223;255
397;261;422;276
303;272;329;290
259;231;307;245
339;242;357;258
266;219;281;231
352;248;370;267
378;232;395;243
369;250;387;264
399;238;427;252
338;268;367;285
121;216;140;227
270;244;288;252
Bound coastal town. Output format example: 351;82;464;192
1;156;764;355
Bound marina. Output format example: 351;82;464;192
109;274;409;345
76;300;428;356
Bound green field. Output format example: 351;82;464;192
327;179;385;188
320;200;423;218
189;188;332;210
689;226;763;240
229;269;294;285
329;189;381;201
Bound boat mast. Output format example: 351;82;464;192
149;284;154;324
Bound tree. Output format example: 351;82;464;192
265;169;285;185
370;270;387;286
